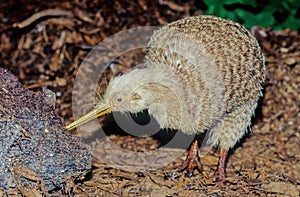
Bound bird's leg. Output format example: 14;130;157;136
213;148;228;182
176;140;205;177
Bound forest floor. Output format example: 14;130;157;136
0;1;299;196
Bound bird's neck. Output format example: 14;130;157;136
133;67;188;129
133;67;185;102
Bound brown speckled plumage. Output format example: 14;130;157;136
145;15;265;149
67;15;265;180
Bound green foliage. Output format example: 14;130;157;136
202;0;300;31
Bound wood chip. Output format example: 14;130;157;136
13;9;73;29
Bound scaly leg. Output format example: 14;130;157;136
176;140;205;177
213;148;228;182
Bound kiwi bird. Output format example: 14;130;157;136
67;15;265;181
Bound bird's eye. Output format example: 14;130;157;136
117;98;122;102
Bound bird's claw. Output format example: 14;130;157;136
213;171;226;182
176;140;207;178
176;141;228;182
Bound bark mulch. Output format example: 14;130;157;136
0;1;299;196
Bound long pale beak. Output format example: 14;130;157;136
66;104;112;130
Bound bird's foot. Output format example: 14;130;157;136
176;140;207;177
207;165;226;182
213;170;226;182
208;148;228;182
